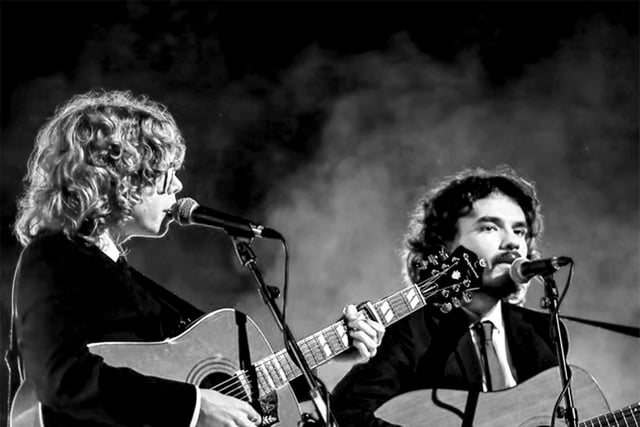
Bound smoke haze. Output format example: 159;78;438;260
237;19;639;407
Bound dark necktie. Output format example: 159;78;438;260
475;321;508;391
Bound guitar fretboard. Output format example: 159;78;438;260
580;402;640;427
231;246;481;398
244;283;428;396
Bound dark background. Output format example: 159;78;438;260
2;0;638;421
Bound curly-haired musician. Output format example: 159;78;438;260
9;90;383;427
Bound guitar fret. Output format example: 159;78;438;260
306;337;320;366
312;334;327;365
261;358;277;390
327;324;349;353
264;358;282;390
581;404;640;427
276;351;297;382
301;338;320;366
255;365;268;395
335;322;350;348
388;293;409;318
268;355;288;385
237;372;251;398
268;357;285;389
377;300;396;325
629;404;640;426
315;333;333;359
605;407;621;427
611;409;624;427
312;334;331;363
404;286;425;309
257;362;275;394
397;288;413;314
373;286;427;327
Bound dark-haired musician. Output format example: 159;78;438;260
9;90;384;427
331;166;563;426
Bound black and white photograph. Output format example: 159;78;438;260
1;1;638;426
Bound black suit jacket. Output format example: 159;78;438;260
13;233;204;427
331;302;563;427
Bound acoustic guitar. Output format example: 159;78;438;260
375;365;640;427
10;246;484;427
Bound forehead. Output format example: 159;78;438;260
466;192;526;223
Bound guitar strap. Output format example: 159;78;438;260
128;266;204;331
424;310;483;425
235;311;260;405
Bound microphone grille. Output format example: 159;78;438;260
509;257;528;284
172;197;199;225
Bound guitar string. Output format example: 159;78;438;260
210;338;343;396
198;316;355;396
202;296;429;398
204;287;470;392
202;261;480;401
202;344;335;397
205;324;366;398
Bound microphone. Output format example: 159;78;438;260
509;256;572;284
170;197;283;240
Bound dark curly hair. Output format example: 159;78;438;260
14;90;186;246
403;166;543;285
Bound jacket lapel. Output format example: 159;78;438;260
503;304;557;383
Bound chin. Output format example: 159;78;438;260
482;280;519;299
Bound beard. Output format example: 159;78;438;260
479;251;522;298
480;275;520;299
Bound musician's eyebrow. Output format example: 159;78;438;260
475;215;502;225
475;216;528;229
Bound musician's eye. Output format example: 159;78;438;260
513;227;527;237
480;224;498;232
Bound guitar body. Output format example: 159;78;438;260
376;365;611;427
10;246;487;427
10;309;302;427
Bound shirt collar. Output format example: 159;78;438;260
480;300;505;335
465;300;505;336
96;233;121;262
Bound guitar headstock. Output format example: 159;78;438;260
410;246;486;313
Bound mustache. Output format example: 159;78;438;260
490;251;522;267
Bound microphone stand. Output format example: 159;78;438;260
540;273;578;427
231;236;335;427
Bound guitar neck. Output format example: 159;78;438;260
580;402;640;427
250;283;428;395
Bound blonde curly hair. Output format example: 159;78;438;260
14;90;186;246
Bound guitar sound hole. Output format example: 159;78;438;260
199;372;249;401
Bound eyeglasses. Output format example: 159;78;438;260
157;168;176;195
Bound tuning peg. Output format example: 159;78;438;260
440;289;450;298
439;302;453;313
462;292;473;303
451;297;461;308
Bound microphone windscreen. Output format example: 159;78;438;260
509;257;529;284
172;197;199;225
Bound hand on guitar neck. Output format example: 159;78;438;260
334;304;386;364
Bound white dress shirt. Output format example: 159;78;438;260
468;300;517;391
